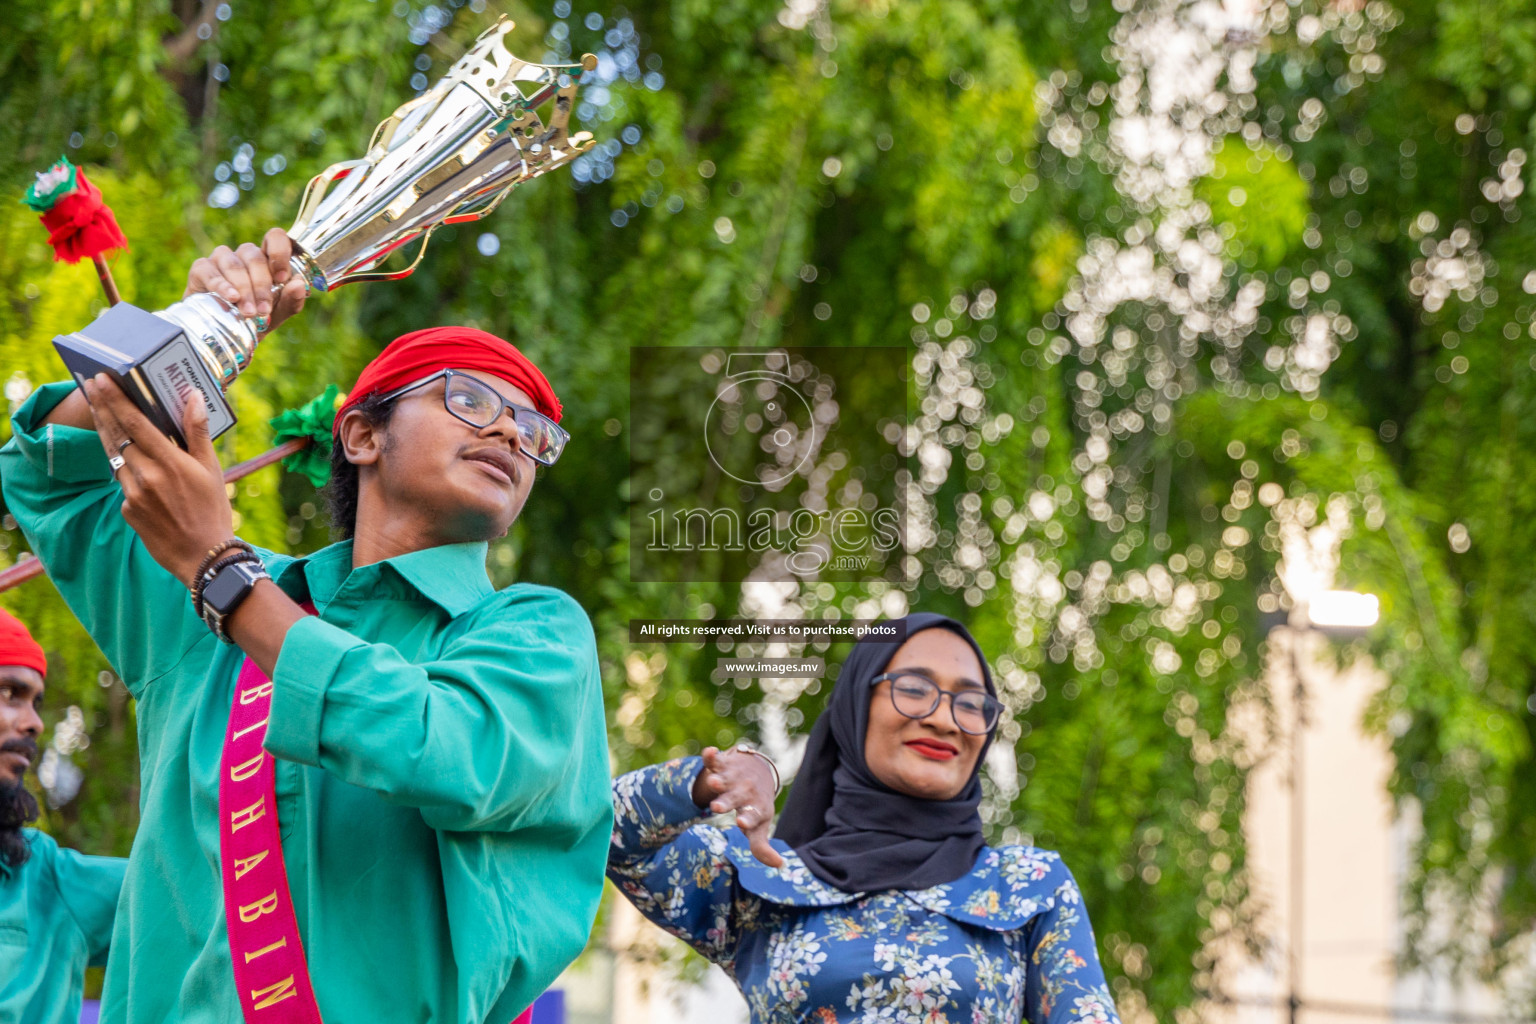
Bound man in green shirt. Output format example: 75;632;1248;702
0;230;613;1022
0;606;127;1024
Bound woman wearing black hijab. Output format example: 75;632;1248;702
607;614;1121;1024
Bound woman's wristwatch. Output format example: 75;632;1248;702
198;554;270;643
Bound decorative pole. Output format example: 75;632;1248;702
21;156;129;304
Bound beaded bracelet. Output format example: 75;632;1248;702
190;538;254;593
735;744;782;796
190;546;260;619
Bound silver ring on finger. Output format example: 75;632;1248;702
740;804;756;819
108;454;126;475
117;438;135;454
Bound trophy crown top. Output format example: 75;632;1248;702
286;11;596;293
440;16;591;119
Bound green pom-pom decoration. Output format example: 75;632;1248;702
21;156;79;213
269;384;342;488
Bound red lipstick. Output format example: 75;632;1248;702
905;739;958;761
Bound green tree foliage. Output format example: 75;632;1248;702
1199;141;1310;269
1;0;1533;1016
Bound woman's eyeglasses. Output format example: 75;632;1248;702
380;369;569;467
870;672;1003;735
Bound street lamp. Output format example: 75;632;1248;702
1303;591;1381;632
1278;590;1378;1024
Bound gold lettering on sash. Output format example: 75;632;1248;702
238;891;281;923
244;936;288;963
251;975;298;1010
233;849;269;880
231;717;269;743
230;799;266;833
230;752;265;783
240;681;275;706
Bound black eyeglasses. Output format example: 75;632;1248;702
870;672;1003;735
380;369;569;467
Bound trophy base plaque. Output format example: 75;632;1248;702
53;302;236;448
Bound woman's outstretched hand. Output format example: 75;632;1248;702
691;746;785;868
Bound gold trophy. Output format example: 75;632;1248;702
53;17;595;444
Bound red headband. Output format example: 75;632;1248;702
0;607;46;677
335;326;562;433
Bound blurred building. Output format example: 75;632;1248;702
1205;625;1510;1024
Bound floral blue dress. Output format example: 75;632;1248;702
609;757;1122;1024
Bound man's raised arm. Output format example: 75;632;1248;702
1;230;305;694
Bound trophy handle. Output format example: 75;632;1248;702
289;159;369;240
338;225;437;285
366;87;441;154
443;184;517;225
368;112;405;154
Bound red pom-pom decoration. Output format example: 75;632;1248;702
22;156;129;264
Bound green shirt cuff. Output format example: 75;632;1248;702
8;381;112;484
266;615;364;767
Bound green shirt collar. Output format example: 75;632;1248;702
273;539;494;618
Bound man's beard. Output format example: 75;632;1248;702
0;737;40;870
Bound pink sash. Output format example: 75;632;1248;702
220;652;325;1022
220;626;538;1024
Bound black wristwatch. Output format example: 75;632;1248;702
200;558;270;643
